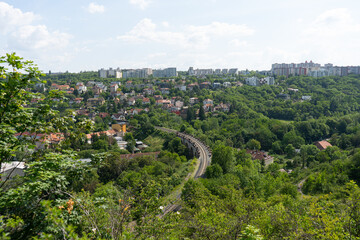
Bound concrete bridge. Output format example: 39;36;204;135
155;127;212;215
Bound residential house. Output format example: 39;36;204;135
142;97;151;105
175;85;186;91
203;104;213;112
87;97;105;107
110;83;119;94
112;123;127;134
187;83;198;91
129;108;145;115
246;150;274;165
189;97;199;105
76;83;87;93
51;83;70;91
86;81;96;87
171;97;177;105
215;103;230;112
156;99;171;106
76;109;90;116
125;81;133;88
1;162;26;181
223;82;231;88
45;133;65;146
160;88;170;95
180;107;189;119
15;132;65;150
154;95;163;100
74;98;83;104
86;129;117;144
143;88;155;95
128;98;136;106
288;88;299;92
203;99;214;105
117;92;126;100
315;141;332;150
213;82;221;89
200;82;211;89
92;85;103;95
175;100;184;108
95;82;107;91
112;113;126;122
99;112;109;118
277;94;290;100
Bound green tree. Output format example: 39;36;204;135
186;107;196;122
0;53;44;165
271;141;282;154
211;145;235;174
284;144;296;158
167;137;187;156
205;163;223;178
282;130;305;148
124;132;136;153
199;105;206;120
300;144;320;168
246;139;261;150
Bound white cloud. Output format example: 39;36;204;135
0;2;73;70
0;2;71;52
86;3;105;14
9;25;71;50
162;21;169;27
299;8;360;65
186;22;254;37
117;18;254;50
147;52;167;58
304;8;360;37
229;39;248;47
129;0;152;10
0;2;40;34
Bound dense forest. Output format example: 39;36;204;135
2;53;360;239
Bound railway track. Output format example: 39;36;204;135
155;127;212;215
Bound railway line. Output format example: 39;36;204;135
155;127;212;215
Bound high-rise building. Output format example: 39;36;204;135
99;68;107;78
245;77;259;86
188;67;213;76
99;68;122;78
153;68;177;78
122;68;153;79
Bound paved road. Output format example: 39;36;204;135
297;176;309;196
155;127;212;215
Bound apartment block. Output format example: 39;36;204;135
153;68;177;78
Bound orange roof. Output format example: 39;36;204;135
87;130;116;139
315;141;332;150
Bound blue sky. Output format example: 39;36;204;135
1;0;360;72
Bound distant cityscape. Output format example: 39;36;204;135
96;61;360;79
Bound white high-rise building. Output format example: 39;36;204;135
99;68;107;78
228;68;238;74
99;68;122;78
264;77;275;85
122;68;153;79
153;68;177;78
246;77;259;86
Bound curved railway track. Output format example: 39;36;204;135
155;127;212;215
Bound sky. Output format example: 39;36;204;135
1;0;360;72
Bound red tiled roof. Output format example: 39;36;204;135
315;141;332;150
